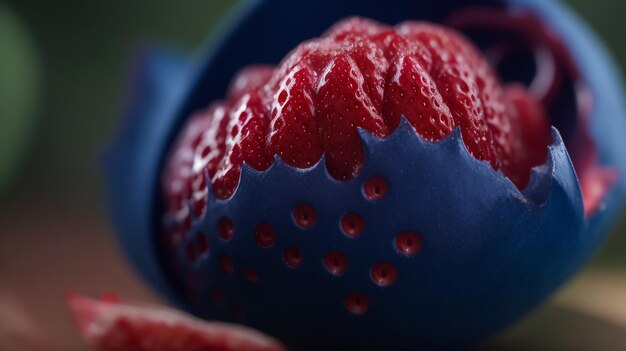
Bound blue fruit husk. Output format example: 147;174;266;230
105;0;626;349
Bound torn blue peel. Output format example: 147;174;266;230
512;0;626;243
160;119;585;349
105;49;194;308
105;0;626;349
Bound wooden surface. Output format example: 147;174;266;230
486;271;626;350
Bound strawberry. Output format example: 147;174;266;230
162;17;550;229
67;293;287;351
156;18;550;341
156;16;556;349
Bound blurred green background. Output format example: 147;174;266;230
0;0;233;206
0;0;625;349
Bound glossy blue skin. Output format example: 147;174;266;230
105;0;626;348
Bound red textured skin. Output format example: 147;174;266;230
67;293;287;351
162;17;550;230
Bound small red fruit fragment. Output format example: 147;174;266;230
67;293;287;351
579;167;618;214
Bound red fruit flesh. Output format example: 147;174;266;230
505;84;552;185
162;17;551;226
67;293;287;351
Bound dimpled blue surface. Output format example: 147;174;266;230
174;122;584;349
105;0;626;349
